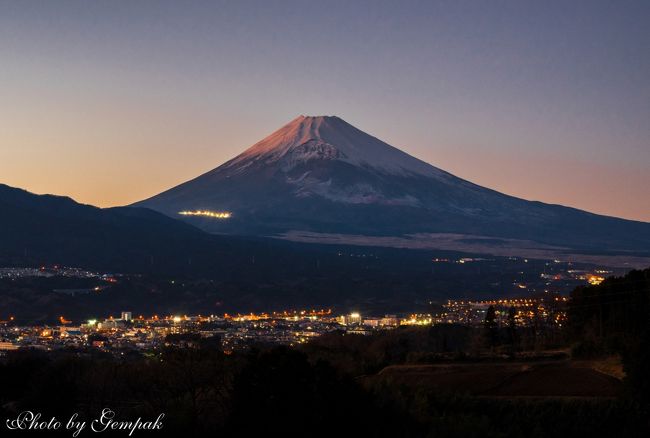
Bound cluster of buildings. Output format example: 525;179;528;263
0;295;569;355
0;310;353;354
540;268;610;286
0;260;610;357
0;265;118;281
436;296;568;328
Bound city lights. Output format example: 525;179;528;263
178;210;232;219
587;275;605;286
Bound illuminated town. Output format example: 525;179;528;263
0;265;118;281
0;260;612;355
0;295;569;355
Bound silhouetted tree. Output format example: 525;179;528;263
568;268;650;404
507;306;517;356
484;305;499;348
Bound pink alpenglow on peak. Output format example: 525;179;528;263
226;115;450;178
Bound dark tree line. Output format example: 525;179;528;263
569;268;650;403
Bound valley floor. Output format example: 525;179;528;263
281;230;650;268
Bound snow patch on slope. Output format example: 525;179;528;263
286;172;421;206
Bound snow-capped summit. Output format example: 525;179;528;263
225;115;447;178
134;115;650;253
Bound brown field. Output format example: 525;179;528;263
282;231;650;268
364;360;623;398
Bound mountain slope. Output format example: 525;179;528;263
135;116;650;253
0;183;222;271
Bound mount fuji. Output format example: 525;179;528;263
135;115;650;259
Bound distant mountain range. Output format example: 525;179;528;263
0;183;217;272
135;115;650;258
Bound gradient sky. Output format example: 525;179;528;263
1;0;649;221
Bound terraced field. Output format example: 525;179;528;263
366;360;622;398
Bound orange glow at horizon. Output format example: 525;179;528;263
1;115;648;222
